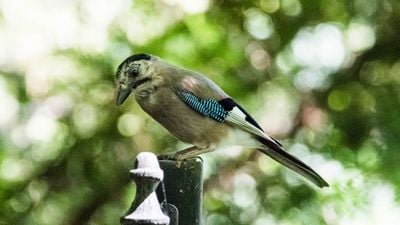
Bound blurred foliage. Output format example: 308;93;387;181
0;0;400;224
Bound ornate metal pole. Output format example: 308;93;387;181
121;152;170;225
121;152;203;225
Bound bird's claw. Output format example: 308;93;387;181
157;152;177;161
157;153;196;168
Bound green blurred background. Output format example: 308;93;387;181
1;0;400;224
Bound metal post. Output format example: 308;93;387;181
157;158;203;225
121;153;203;225
121;152;170;225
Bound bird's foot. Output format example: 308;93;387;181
158;145;211;168
157;152;177;161
157;152;197;168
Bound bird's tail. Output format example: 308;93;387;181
256;137;329;188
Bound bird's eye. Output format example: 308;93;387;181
128;64;140;77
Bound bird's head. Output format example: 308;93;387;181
115;53;155;105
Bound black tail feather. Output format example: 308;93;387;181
256;137;329;188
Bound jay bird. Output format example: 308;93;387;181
115;53;328;188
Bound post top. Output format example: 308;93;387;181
131;152;164;180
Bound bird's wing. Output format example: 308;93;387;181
218;98;282;146
173;78;328;188
173;86;282;147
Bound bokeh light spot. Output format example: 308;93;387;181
345;21;375;52
260;0;280;13
0;158;31;182
294;68;330;92
117;113;143;137
281;0;302;16
244;8;275;40
162;0;209;14
0;79;19;129
72;104;99;137
233;172;257;208
25;112;57;142
291;24;348;72
328;89;351;111
246;42;271;71
357;143;378;170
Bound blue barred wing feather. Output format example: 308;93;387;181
178;91;228;122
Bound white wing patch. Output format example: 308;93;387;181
224;106;277;144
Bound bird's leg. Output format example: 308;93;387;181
175;145;213;160
158;145;213;167
174;145;213;168
157;146;200;161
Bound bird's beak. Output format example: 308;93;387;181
116;87;132;106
